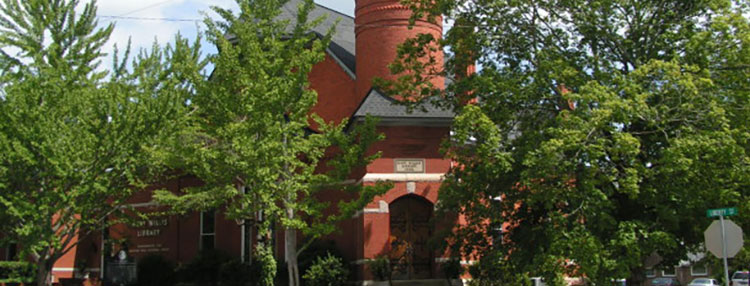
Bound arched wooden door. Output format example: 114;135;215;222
389;195;433;280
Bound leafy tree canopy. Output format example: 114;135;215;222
153;1;389;285
387;0;750;285
0;0;205;285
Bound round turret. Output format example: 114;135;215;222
354;0;443;100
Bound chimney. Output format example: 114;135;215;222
354;0;444;100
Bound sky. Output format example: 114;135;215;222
94;0;354;70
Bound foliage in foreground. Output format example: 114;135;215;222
0;261;36;284
0;0;205;285
302;252;349;286
387;0;750;284
153;0;389;285
368;256;392;283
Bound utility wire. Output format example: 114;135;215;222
98;15;201;22
118;0;178;16
97;16;480;29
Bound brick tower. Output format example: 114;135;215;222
354;0;445;99
350;0;453;282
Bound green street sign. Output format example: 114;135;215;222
707;207;738;218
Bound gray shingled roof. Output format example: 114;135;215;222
277;1;456;87
278;2;454;123
278;0;356;74
353;89;454;123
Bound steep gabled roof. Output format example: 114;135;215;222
353;89;454;126
278;0;356;76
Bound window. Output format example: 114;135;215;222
662;266;677;277
490;221;503;246
691;263;708;276
645;268;656;277
5;244;17;260
200;210;216;250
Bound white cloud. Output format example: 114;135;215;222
94;0;350;71
2;0;351;73
97;0;185;16
95;0;235;69
95;0;350;51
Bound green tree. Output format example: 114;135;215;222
386;0;750;285
0;1;205;285
153;1;389;286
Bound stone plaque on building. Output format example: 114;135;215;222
394;159;425;173
130;216;170;253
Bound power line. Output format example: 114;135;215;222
96;14;486;30
118;0;178;17
97;16;483;28
98;15;201;22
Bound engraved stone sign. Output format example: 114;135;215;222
394;159;425;173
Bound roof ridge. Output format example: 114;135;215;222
371;88;428;106
353;89;454;120
313;3;354;20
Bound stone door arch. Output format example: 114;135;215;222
389;195;433;280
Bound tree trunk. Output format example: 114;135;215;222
285;207;300;286
36;260;52;286
627;266;646;286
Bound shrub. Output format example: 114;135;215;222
298;240;342;278
441;258;463;280
465;255;528;286
302;253;348;286
180;249;232;286
0;261;36;284
367;256;391;282
137;254;176;286
218;260;251;286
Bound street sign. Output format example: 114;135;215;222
705;209;743;286
707;207;738;218
704;219;744;258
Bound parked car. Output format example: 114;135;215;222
732;271;749;286
688;278;719;286
652;277;682;286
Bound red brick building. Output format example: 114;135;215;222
5;0;461;284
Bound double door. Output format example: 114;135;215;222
389;195;433;280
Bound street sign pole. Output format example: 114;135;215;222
705;207;743;286
721;214;730;286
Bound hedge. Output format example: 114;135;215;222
0;261;36;284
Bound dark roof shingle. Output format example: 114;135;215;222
278;2;454;123
353;89;454;124
278;0;355;73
